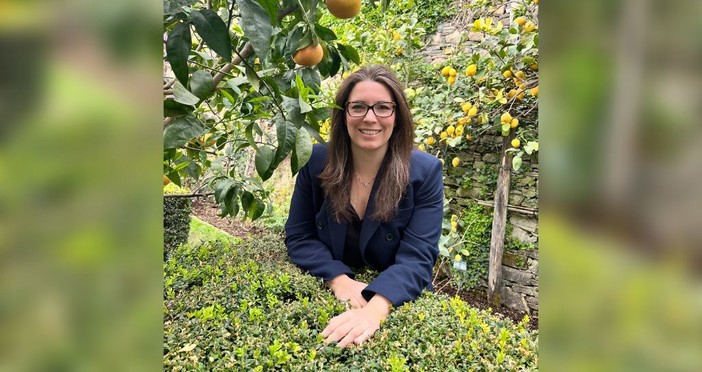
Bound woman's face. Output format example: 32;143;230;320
345;80;396;155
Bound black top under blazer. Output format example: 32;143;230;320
284;144;444;307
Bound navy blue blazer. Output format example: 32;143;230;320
285;144;444;307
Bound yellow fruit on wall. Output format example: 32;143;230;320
501;112;513;123
426;136;436;145
452;157;460;167
467;107;478;117
441;66;451;76
447;76;456;85
502;70;512;78
510;118;519;128
511;139;521;148
448;68;457;77
515;17;526;26
293;43;324;66
465;64;477;76
326;0;361;19
530;86;539;97
461;102;472;113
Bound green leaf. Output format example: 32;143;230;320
248;198;266;220
191;10;232;61
172;80;200;105
189;70;214;99
336;43;360;64
240;191;254;214
164;98;191;117
236;0;273;62
166;22;191;87
164;0;198;15
291;128;312;175
223;185;240;217
213;179;233;203
255;0;278;25
163;115;207;149
281;96;304;125
274;120;297;167
255;146;275;181
245;66;261;91
512;155;523;171
314;24;337;41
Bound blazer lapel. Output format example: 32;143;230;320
323;199;348;260
359;182;381;255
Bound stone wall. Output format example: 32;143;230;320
421;7;539;314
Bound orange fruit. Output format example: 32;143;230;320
326;0;361;19
293;43;324;66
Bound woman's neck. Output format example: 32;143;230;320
351;148;386;177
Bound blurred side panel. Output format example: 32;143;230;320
0;0;163;370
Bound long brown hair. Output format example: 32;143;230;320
319;65;415;223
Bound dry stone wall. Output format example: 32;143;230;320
421;8;539;313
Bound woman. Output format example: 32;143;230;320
285;65;443;348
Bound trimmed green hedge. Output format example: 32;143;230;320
163;184;191;259
164;234;538;370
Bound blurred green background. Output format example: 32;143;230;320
0;0;700;370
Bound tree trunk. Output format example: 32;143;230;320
487;133;514;306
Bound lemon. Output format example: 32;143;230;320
465;64;477;76
511;139;521;148
441;66;451;76
440;131;448;139
458;117;468;125
461;102;472;113
515;70;526;80
446;125;455;135
455;125;464;136
510;118;519;128
500;112;513;123
524;21;536;32
530;63;538;71
455;254;462;261
447;76;456;85
449;68;457;77
529;86;539;97
516;92;524;101
465;134;472;140
502;70;512;78
515;17;526;26
426;136;436;145
468;107;478;117
452;157;460;167
507;89;517;98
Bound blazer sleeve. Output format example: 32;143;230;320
284;147;354;282
362;157;444;307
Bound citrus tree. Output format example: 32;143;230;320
163;0;368;219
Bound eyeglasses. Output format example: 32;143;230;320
345;101;396;118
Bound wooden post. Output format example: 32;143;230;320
487;133;514;307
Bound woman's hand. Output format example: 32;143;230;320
327;275;368;309
321;294;392;348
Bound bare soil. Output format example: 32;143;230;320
191;198;538;331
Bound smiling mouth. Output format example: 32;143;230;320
359;129;381;135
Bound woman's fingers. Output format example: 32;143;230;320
320;309;380;348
